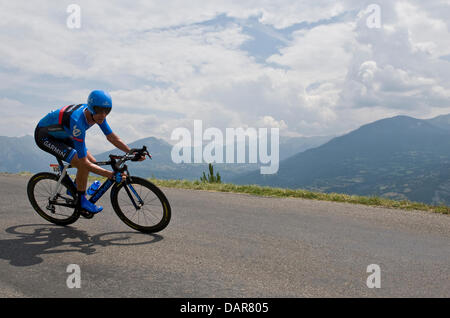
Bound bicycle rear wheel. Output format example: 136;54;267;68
110;177;171;233
27;172;80;226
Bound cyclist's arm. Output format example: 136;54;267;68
106;132;131;153
70;126;114;179
86;150;96;163
77;156;114;179
72;142;113;179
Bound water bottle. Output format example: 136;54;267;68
87;180;101;195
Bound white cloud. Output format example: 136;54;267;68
396;1;450;58
335;0;450;130
0;0;450;153
0;98;39;137
257;116;288;130
267;23;356;84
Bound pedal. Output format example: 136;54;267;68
79;208;95;219
74;197;95;219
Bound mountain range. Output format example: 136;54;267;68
2;114;450;205
232;114;450;205
0;133;330;182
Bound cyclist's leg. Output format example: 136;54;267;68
70;154;103;213
69;154;89;192
34;126;77;164
35;126;91;190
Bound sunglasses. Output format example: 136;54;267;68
93;106;111;115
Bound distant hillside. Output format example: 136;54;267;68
0;135;55;173
427;113;450;131
232;115;450;205
78;135;332;181
279;135;333;160
0;133;330;181
94;136;209;180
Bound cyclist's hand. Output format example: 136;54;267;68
131;152;146;161
109;171;127;182
115;172;127;183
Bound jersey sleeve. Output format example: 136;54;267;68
99;119;113;136
73;137;87;159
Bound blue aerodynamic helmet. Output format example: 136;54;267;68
87;90;112;115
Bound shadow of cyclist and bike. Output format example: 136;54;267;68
0;224;163;267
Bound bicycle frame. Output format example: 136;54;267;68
49;162;71;201
51;157;144;210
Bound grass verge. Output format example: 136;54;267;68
149;178;450;215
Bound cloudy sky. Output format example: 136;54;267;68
1;0;450;153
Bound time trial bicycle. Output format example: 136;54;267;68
27;146;171;233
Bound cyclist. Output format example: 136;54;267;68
34;90;145;214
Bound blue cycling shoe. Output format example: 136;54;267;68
80;195;103;213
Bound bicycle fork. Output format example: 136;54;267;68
123;181;144;210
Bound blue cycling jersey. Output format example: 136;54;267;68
38;104;113;159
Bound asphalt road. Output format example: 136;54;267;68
0;174;449;297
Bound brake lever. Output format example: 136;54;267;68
143;148;152;160
128;146;152;161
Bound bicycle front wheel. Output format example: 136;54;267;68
110;177;171;233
